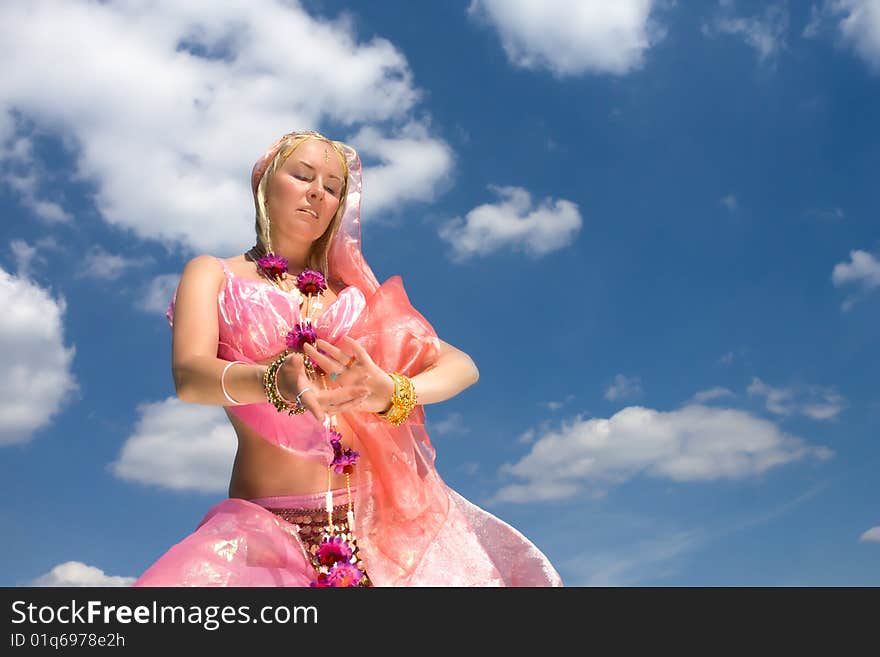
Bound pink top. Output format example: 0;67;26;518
150;267;564;586
166;257;366;464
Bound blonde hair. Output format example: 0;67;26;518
253;132;350;276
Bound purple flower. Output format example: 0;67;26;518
285;323;317;352
326;562;363;587
257;253;288;280
315;536;354;567
296;269;327;296
330;437;360;474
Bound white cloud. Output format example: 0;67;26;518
832;249;880;287
0;138;73;223
0;267;77;446
718;345;749;366
30;561;135;587
78;246;148;281
0;0;450;255
859;526;880;543
467;0;665;76
803;4;826;38
831;0;880;72
517;428;536;444
491;404;832;503
831;249;880;310
720;194;738;212
702;3;789;61
459;461;480;476
9;239;37;277
565;530;701;586
692;386;735;403
562;483;824;585
110;397;236;494
746;377;796;415
605;374;643;402
8;237;63;280
543;394;576;411
747;377;846;420
438;186;582;261
140;273;180;316
349;123;454;215
428;411;470;436
805;207;846;221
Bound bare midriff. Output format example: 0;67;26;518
218;257;364;500
226;410;364;499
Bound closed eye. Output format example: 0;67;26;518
293;172;339;196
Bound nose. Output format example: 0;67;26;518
307;179;324;200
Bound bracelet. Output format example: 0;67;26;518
263;351;306;415
376;372;417;426
221;360;247;406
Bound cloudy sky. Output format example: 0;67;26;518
1;0;878;587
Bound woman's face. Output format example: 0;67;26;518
266;137;346;245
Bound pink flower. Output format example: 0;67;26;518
286;323;317;352
315;536;354;567
326;562;363;587
309;573;330;588
295;269;327;296
257;253;288;280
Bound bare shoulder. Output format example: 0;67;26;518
223;253;257;279
178;254;225;294
437;338;459;355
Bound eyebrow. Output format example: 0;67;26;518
296;160;343;183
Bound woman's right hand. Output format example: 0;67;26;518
274;351;370;423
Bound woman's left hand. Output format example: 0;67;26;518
303;336;395;414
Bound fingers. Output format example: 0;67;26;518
273;350;368;421
297;388;326;423
298;384;367;422
302;342;342;377
306;336;368;372
317;385;370;414
339;335;370;362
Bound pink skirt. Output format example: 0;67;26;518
133;484;562;587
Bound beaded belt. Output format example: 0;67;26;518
268;503;372;586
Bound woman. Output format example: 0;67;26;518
134;131;562;587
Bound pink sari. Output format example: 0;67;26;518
134;276;561;586
133;132;562;587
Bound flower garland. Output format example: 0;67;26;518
258;254;369;587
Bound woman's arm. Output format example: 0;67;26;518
170;256;367;419
170;255;259;404
305;336;479;414
408;338;479;406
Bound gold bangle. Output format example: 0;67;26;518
377;372;417;426
264;351;305;415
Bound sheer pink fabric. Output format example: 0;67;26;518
165;257;366;463
134;132;563;587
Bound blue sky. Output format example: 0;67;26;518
1;0;878;587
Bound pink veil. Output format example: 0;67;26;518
251;132;449;585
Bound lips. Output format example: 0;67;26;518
297;208;318;219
